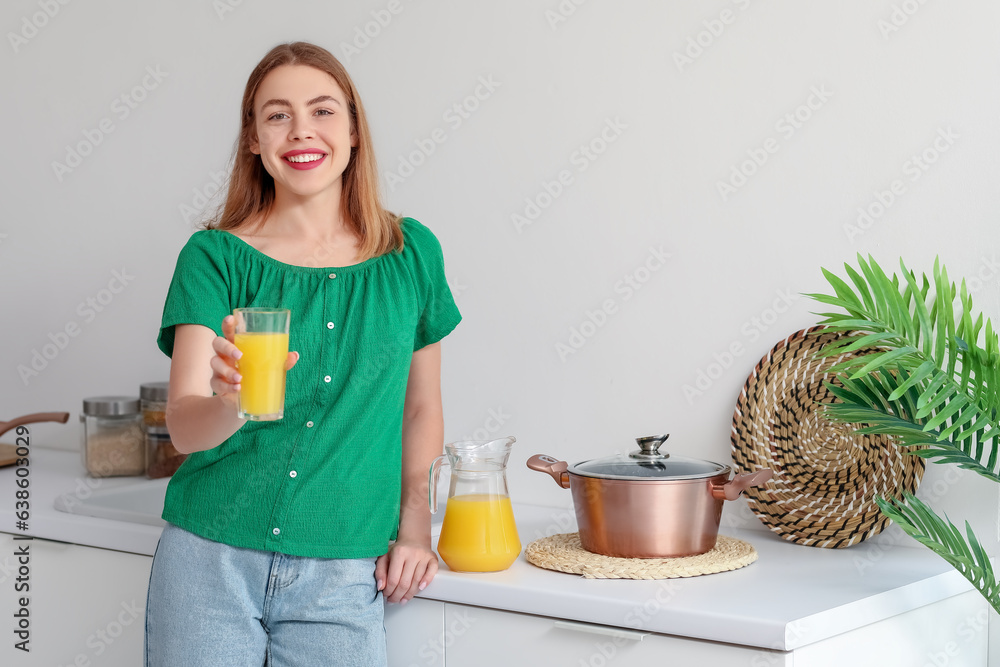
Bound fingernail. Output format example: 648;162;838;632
233;374;242;383
418;582;427;591
400;598;408;606
377;579;384;590
233;350;243;359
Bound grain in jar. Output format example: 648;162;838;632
80;396;145;477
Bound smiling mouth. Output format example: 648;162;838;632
284;153;326;163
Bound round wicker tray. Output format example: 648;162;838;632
731;326;925;548
524;533;757;579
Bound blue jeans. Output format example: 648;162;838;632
145;523;386;666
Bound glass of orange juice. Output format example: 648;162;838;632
233;308;290;421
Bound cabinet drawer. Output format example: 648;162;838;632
443;603;789;666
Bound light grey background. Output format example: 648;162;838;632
4;1;999;543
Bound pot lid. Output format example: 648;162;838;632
568;435;729;480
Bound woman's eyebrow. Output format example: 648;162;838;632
261;95;343;111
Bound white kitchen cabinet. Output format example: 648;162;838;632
789;589;988;667
0;532;152;667
441;592;989;667
385;598;445;667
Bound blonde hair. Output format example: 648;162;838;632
205;42;402;261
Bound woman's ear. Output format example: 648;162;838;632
248;126;261;155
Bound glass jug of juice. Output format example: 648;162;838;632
429;437;520;572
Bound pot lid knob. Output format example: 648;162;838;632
630;434;670;460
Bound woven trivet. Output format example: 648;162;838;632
731;326;925;549
524;533;757;579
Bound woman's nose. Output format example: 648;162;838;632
289;116;314;140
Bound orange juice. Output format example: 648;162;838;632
234;332;289;419
437;494;520;572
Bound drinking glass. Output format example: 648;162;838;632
233;308;290;421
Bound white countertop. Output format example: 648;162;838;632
0;448;974;652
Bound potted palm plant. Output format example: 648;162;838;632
808;255;1000;613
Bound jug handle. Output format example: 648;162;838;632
526;455;571;489
428;455;449;514
711;469;773;501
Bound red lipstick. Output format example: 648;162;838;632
281;149;327;170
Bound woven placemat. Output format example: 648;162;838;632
524;533;757;579
731;326;925;549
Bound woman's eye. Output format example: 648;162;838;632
315;109;333;116
268;112;289;121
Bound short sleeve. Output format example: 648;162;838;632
407;221;462;351
156;232;232;358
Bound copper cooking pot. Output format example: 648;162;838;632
527;435;772;558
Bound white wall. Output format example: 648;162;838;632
4;1;999;555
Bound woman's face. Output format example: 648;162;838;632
250;64;357;200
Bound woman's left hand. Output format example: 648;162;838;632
375;538;439;604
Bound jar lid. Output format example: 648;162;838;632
82;396;141;416
140;382;169;401
567;435;730;481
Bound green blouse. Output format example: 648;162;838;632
156;218;462;558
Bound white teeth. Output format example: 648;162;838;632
286;153;324;163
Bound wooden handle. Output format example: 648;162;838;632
0;412;71;440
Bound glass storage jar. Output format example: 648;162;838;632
140;381;187;478
145;426;187;479
80;396;145;477
140;381;168;428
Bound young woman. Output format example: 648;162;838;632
145;42;461;666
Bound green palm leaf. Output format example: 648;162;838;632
809;255;1000;615
808;255;1000;482
877;493;1000;615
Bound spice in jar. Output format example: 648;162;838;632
145;426;187;479
81;396;145;477
140;381;169;428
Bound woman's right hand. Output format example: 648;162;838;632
210;315;300;402
210;315;243;401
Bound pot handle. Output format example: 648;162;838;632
712;469;773;501
526;455;571;489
